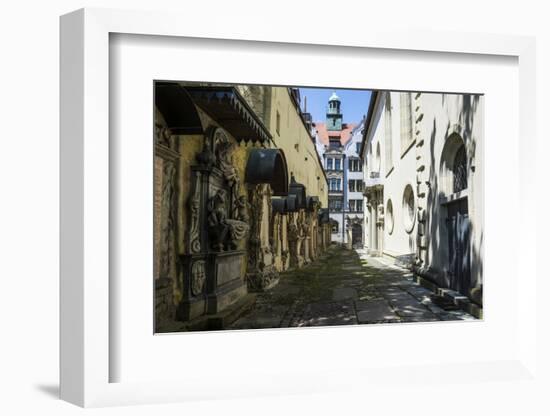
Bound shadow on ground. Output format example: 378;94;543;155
229;245;477;330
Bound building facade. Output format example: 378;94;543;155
314;92;356;243
154;83;332;330
360;91;483;308
343;119;365;248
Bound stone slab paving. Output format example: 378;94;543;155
228;245;477;330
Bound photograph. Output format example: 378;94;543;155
153;81;483;332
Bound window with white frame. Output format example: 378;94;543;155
348;179;363;193
348;199;363;212
348;158;361;172
329;178;342;191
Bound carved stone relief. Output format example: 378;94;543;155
190;260;206;296
207;189;249;251
212;127;241;219
159;160;177;279
288;211;305;268
188;171;202;254
247;183;278;291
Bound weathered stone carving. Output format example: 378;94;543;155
190;260;206;296
247;183;278;291
376;204;385;225
213;128;241;217
247;264;278;292
281;249;289;269
188;171;202;254
235;195;250;223
207;189;249;251
300;212;311;263
155;124;176;150
159;161;176;278
196;136;215;169
288;212;305;268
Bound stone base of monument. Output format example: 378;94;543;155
206;293;257;330
160;293;257;332
246;266;279;292
176;297;207;322
206;250;247;314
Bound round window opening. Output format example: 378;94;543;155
402;185;415;233
386;199;394;235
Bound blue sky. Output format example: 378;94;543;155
298;87;372;125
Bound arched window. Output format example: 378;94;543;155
440;134;469;196
452;144;468;193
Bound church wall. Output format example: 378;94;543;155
417;93;484;296
381;92;418;260
362;91;484;303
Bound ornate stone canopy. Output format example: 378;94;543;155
184;86;272;143
271;197;288;214
245;148;289;196
288;174;307;210
155;82;204;135
285;195;299;212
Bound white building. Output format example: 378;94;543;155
342;119;365;248
314;92;356;244
360;91;483;308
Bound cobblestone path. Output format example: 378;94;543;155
229;245;476;329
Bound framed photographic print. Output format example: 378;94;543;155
151;81;482;334
60;7;539;408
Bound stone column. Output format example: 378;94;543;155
247;183;279;291
154;126;179;325
280;214;289;270
288;211;304;268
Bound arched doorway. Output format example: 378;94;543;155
351;223;363;248
440;134;471;296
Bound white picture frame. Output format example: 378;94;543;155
60;7;539;408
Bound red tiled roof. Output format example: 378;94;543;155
314;122;356;146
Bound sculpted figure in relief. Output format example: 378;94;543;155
207;190;248;251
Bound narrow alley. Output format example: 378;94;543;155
230;245;475;329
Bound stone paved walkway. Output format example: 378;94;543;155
229;245;476;330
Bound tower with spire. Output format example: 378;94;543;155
326;91;343;131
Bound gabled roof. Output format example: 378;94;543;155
314;122;356;146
